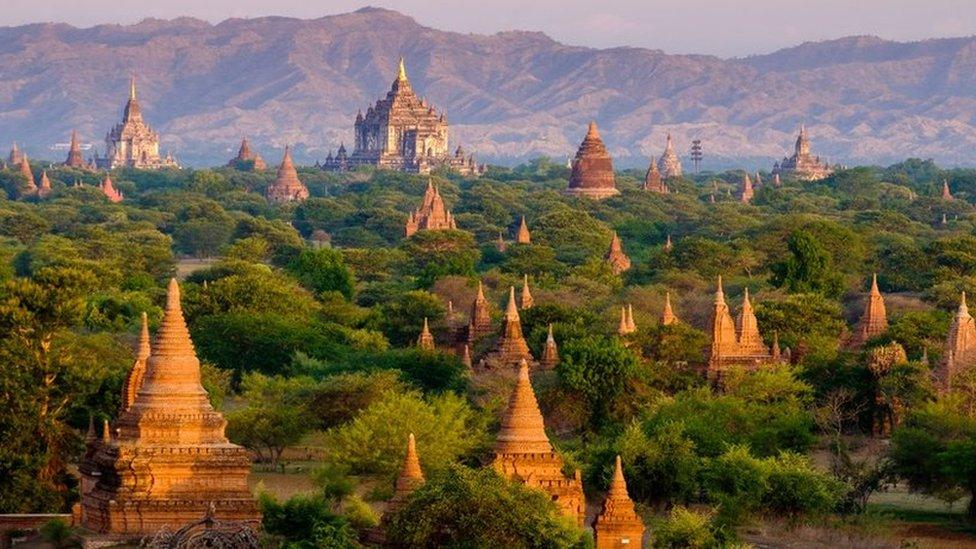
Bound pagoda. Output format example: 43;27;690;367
661;292;678;326
266;146;309;203
849;274;888;348
228;137;266;171
657;133;683;179
937;292;976;391
593;456;645;548
516;215;531;244
707;277;779;383
386;433;424;514
467;281;494;345
942;180;953;200
417;318;435;350
8;143;24;167
540;324;559;370
80;279;259;536
324;57;482;176
520;275;534;309
479;287;534;370
121;312;151;413
618;306;636;336
643;156;668;193
492;360;585;525
405;180;457;237
739;172;754;204
18;154;37;195
604;232;632;274
101;175;124;203
64;130;87;169
771;125;833;181
37;170;52;199
565;122;619;199
96;78;179;170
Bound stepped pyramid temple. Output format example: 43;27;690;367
771;126;833;181
101;175;123;203
657;133;683;179
605;232;632;274
95;78;179;170
479;287;534;370
516;215;531;244
644;156;668;193
228;137;266;171
266;146;309;203
707;278;780;382
740;172;754;203
323;58;483;176
405;180;457;236
566;122;619;199
850;274;888;348
80;280;260;536
64;130;87;169
467;281;493;345
540;324;559;370
594;456;645;548
937;292;976;391
492;360;585;525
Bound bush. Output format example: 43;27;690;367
653;506;716;548
762;452;842;518
259;492;359;547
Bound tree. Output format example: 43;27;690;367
557;335;644;427
399;230;480;287
288;247;355;300
385;464;586;548
770;230;843;297
225;373;315;465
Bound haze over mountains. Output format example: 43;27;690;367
2;7;976;168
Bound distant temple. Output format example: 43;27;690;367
643;156;668;193
707;277;781;382
540;324;559;370
64;130;88;169
849;274;888;348
657;133;683;179
8;143;24;167
937;292;976;391
593;456;645;548
80;280;259;536
516;215;531;244
739;172;754;203
661;292;678;325
228;137;266;171
266;146;309;203
492;360;585;525
604;232;631;274
95;78;179;170
387;433;424;514
478;287;535;371
37;171;52;199
100;175;124;203
565;122;619;199
772;126;833;181
466;281;493;346
405;180;457;236
322;58;483;176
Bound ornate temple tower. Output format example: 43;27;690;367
593;456;645;548
96;78;179;170
708;276;740;375
643;155;668;193
850;274;888;348
228;137;266;171
516;215;531;244
566;122;618;199
80;279;259;536
771;125;833;181
65;130;87;169
266;146;309;203
492;360;584;525
121;313;151;413
708;278;777;382
386;433;424;514
604;232;632;275
37;170;52;199
937;292;976;391
17;154;37;195
657;133;683;179
540;324;559;370
405;180;456;236
739;172;754;204
736;288;769;356
8;143;23;166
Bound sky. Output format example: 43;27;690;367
2;0;975;57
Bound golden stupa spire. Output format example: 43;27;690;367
397;56;408;81
494;359;553;455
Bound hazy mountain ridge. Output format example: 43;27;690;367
1;7;976;167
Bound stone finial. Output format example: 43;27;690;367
593;455;644;548
520;274;534;309
516;215;531;244
397;56;408;81
494;360;553;455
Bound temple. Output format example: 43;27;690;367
739;172;754;203
661;292;678;326
492;360;585;525
565;122;619;199
266;146;309;203
479;287;534;370
707;278;780;382
593;456;645;548
79;279;259;536
516;215;531;244
942;180;953;200
228;137;266;171
467;281;494;345
17;154;37;196
937;292;976;391
8;143;24;167
618;305;636;336
95;78;179;170
417;318;435;350
771;125;833;181
64;130;88;169
323;58;483;176
520;275;534;309
37;170;52;199
387;433;424;514
657;133;683;179
540;324;559;370
405;180;457;236
643;156;668;193
605;232;632;274
101;175;123;203
849;274;888;348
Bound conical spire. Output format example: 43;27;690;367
942;179;953;200
468;280;493;343
586;121;600;139
627;304;636;332
851;273;888;347
491;287;534;368
593;455;645;546
397;56;408;81
740;172;754;203
101;174;123;202
122;76;142;122
618;307;634;336
516;215;531;244
267;146;309;202
38;170;52;198
65;130;85;168
129;76;137;101
494;360;553;454
540;324;559;370
939;291;976;390
387;433;425;514
566;121;618;199
736;287;768;355
102;419;111;443
520;274;534;309
661;292;677;325
461;344;472;368
710;276;738;360
18;154;36;193
122;312;152;412
605;232;632;274
506;286;519;320
772;331;782;362
417;317;435;350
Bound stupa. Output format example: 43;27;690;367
492;360;584;525
479;287;534;370
520;275;534;309
228;137;266;171
657;133;683;179
707;277;779;383
64;130;87;169
849;274;888;348
101;175;123;203
739;172;754;203
17;154;37;195
604;232;632;274
516;215;531;244
266;146;309;203
79;279;259;536
466;281;493;345
771;125;833;181
593;456;645;548
942;180;953;200
565;122;619;199
37;170;52;199
937;292;976;391
405;180;456;237
643;156;668;193
540;324;559;370
386;433;424;514
661;292;678;326
417;317;435;350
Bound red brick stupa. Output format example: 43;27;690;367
849;274;888;348
565;122;618;199
228;137;266;171
593;455;645;548
65;130;87;169
643;156;668;193
479;287;534;370
101;175;123;203
266;146;309;203
604;232;632;274
516;215;531;244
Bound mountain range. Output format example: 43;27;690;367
2;7;976;168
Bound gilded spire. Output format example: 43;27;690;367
397;56;408;81
494;360;552;455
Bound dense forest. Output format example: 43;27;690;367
3;156;976;547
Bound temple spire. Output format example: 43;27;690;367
397;56;408;81
540;324;559;370
851;273;888;348
517;215;531;244
521;274;534;309
417;317;435;350
661;292;677;325
494;360;552;454
130;76;137;101
593;455;645;547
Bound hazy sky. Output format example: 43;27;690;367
3;0;975;57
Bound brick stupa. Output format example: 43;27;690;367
604;232;632;274
266;146;309;203
661;292;678;326
479;287;534;370
492;360;585;525
228;137;266;171
643;156;668;193
405;180;457;237
65;130;87;169
417;317;435;350
565;122;619;199
657;133;683;179
121;312;151;412
937;292;976;391
37;170;52;199
387;433;424;514
101;175;123;203
18;154;37;195
516;215;531;244
520;275;534;309
850;274;888;348
467;281;493;345
540;324;559;370
942;180;953;200
594;455;645;548
739;172;754;204
80;279;259;536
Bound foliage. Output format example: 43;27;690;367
770;230;843;297
288;247;355;300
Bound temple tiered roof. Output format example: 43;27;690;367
405;180;456;237
228;137;266;171
708;277;780;382
566;122;619;199
96;78;179;170
772;125;833;181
